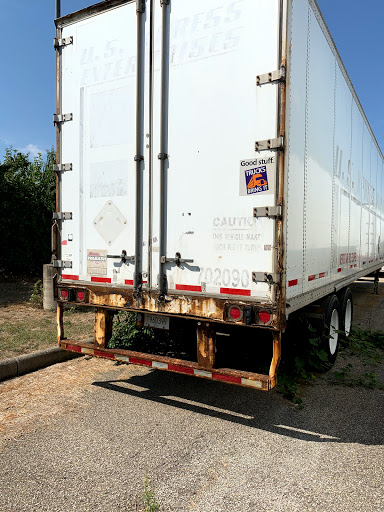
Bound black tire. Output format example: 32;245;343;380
337;287;353;338
319;294;341;367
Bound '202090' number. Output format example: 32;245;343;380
198;267;250;288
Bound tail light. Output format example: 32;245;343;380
258;310;272;325
228;306;243;321
58;287;70;301
75;289;86;302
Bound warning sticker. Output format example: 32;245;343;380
87;249;107;276
239;156;276;196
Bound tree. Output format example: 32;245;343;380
0;147;56;275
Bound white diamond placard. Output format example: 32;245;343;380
93;201;127;246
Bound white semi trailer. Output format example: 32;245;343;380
54;0;384;390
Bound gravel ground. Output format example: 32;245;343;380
0;278;383;512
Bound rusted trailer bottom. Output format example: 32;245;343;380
57;304;281;391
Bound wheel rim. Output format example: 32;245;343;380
329;309;339;355
344;298;352;336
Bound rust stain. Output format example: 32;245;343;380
61;285;279;330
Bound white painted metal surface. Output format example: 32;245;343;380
56;0;384;317
150;0;280;301
59;1;149;286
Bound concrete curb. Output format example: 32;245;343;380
0;347;82;383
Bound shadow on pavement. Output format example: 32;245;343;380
93;367;383;446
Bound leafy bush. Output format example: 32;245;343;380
108;312;156;351
0;147;55;275
108;312;196;360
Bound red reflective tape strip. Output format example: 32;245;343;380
288;279;298;287
337;268;342;273
62;274;79;280
212;373;242;384
363;262;366;265
168;364;195;375
125;279;134;285
129;357;152;367
65;344;82;353
62;240;68;245
91;277;111;283
94;349;115;360
220;288;251;296
319;272;326;278
175;284;202;292
308;275;316;282
354;264;357;268
349;265;353;269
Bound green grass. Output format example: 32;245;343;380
0;319;55;358
0;308;94;360
277;323;384;406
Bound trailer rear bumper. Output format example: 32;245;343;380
60;340;277;391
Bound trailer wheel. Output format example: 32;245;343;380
338;287;353;338
320;294;341;367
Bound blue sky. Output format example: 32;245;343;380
0;0;383;159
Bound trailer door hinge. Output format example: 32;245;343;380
54;36;73;49
255;136;284;152
53;212;72;221
136;0;145;12
256;67;286;86
252;272;281;285
53;113;73;124
53;163;72;172
52;260;73;269
253;205;282;219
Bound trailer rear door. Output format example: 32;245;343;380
150;0;282;302
58;1;149;287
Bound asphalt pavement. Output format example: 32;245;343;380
0;357;383;512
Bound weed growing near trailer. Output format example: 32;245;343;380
29;280;43;306
144;471;160;512
278;321;384;405
333;328;384;388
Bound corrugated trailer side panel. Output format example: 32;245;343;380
285;0;384;312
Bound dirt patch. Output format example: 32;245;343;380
0;356;141;452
